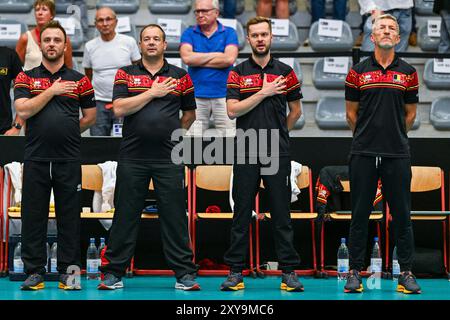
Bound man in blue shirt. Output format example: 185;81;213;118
180;0;238;136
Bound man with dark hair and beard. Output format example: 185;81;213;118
14;20;96;291
97;24;199;291
221;16;303;292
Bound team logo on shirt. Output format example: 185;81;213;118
244;78;253;86
0;67;8;76
34;80;41;88
133;77;142;85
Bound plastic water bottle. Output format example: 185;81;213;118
50;243;58;273
45;243;50;273
97;237;106;268
13;242;24;273
392;246;400;280
86;238;99;280
337;238;349;280
370;237;382;273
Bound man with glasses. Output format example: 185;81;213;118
83;6;140;136
180;0;238;136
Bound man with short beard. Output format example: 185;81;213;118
344;14;421;294
221;16;303;292
14;20;96;291
98;24;199;291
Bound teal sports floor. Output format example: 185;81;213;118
0;276;449;300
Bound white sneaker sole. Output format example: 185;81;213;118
98;281;124;290
175;282;200;291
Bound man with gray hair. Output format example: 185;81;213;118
180;0;238;136
83;6;141;136
344;14;421;294
358;0;413;52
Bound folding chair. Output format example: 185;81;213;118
318;179;383;278
385;166;450;279
255;165;318;277
192;165;256;276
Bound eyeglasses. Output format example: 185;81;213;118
193;8;216;15
95;17;116;24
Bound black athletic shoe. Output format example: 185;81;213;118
220;272;245;291
97;273;124;290
397;271;421;294
21;273;45;291
175;273;201;291
280;272;304;292
58;274;82;290
344;269;363;293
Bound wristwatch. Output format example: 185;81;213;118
13;123;22;130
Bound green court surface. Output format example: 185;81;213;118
0;276;449;300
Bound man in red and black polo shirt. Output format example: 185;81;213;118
98;24;199;291
221;16;304;292
14;20;96;291
344;14;421;294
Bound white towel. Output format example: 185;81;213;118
290;161;303;203
93;161;117;230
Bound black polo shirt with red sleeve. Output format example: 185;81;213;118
14;64;95;161
345;54;419;158
0;47;22;133
112;60;196;162
226;56;302;157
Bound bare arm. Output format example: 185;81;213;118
15;78;78;120
203;45;238;68
404;103;417;133
286;100;302;131
180;110;196;130
84;68;93;81
346;100;360;133
80;107;96;133
180;44;217;67
3;114;25;136
15;33;27;65
227;74;286;119
113;77;178;118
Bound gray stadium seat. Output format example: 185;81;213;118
312;57;350;89
148;0;191;14
0;0;33;13
411;112;421;130
430;97;450;130
56;0;75;14
417;23;440;51
423;59;450;90
315;97;349;129
414;0;436;16
166;58;188;70
0;19;27;48
54;17;84;50
291;111;305;130
97;0;139;14
159;19;186;51
220;0;245;16
218;18;246;50
271;21;300;51
308;20;354;52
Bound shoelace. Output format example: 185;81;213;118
402;272;417;284
227;273;241;282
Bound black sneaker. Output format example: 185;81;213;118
397;271;421;294
344;270;363;293
21;273;45;291
175;273;201;291
58;274;82;290
220;272;244;291
280;272;304;292
97;273;124;290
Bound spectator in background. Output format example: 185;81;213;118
0;47;23;135
359;0;414;52
311;0;347;23
180;0;238;135
83;7;141;136
223;0;237;18
257;0;289;19
434;0;450;53
16;0;73;70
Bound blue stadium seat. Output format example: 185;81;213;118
0;19;27;48
414;0;436;16
315;97;349;129
312;57;350;89
97;0;139;14
423;59;450;90
430;97;450;130
271;21;300;51
148;0;191;14
0;0;33;13
308;20;354;52
417;23;440;51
